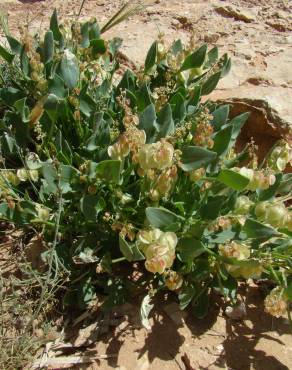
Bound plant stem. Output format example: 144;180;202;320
112;257;127;264
77;0;87;18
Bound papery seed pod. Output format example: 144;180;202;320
265;203;288;228
255;201;269;220
149;188;160;201
36;204;50;221
5;171;20;186
29;170;39;182
219;241;250;260
264;287;287;318
17;169;28;182
234;196;253;215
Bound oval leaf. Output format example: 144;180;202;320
218;169;250;191
60;50;80;90
180;146;217;171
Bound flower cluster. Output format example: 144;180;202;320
255;201;291;230
137;229;177;274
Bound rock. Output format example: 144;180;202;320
182;348;218;369
215;5;257;23
163;302;187;326
210;86;292;162
225;302;247;320
204;33;220;43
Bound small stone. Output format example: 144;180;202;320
215;5;257;23
204;33;220;43
225;302;247;320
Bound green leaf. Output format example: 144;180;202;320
79;88;96;117
188;85;201;107
156;104;174;139
201;71;221;95
145;41;158;72
221;54;232;77
211;105;229;130
90;38;107;55
218;169;250;191
0;44;14;63
89;21;100;40
81;22;90;48
200;196;226;220
86;113;110;150
139;104;156;140
146;207;183;231
230;112;250;139
20;47;29;76
205;46;219;68
50;9;63;45
212;125;233;156
180;44;207;72
6;35;22;55
180;146;217;171
136;83;152;112
59;49;79;89
131;245;145;261
140;294;154;330
277;174;292;195
119;236;134;261
217;275;238;299
96;160;121;184
14;98;29;122
43;31;54;63
284;283;292;301
171;39;183;55
108;37;122;55
243;218;278;239
179;285;196;310
0;87;25;105
177;238;205;262
48;74;68;98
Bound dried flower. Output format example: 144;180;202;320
165;270;183;291
264;287;287;318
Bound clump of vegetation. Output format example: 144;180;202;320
0;8;291;343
